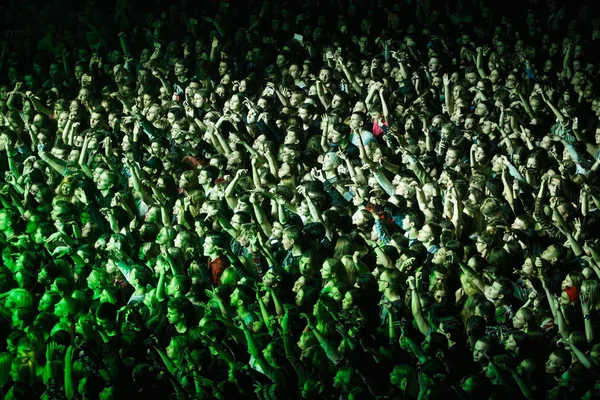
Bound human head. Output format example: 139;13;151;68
282;225;303;251
378;268;402;295
167;296;194;327
402;209;425;232
545;349;570;376
504;331;530;356
166;274;192;298
541;244;566;265
512;307;535;331
473;336;491;364
0;208;18;234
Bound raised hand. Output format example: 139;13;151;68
235;169;247;179
205;288;222;303
581;290;590;310
45;341;58;362
535;257;544;274
311;168;324;181
65;345;75;364
442;73;450;86
528;290;538;301
299;313;314;328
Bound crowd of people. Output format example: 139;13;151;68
2;0;600;398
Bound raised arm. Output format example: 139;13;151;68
239;321;286;385
538;87;566;125
38;148;66;175
337;56;363;95
378;86;390;120
315;80;331;109
408;276;430;335
459;261;489;294
540;275;570;340
224;169;247;211
442;74;454;116
475;46;488;79
250;191;272;238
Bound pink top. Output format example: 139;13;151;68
372;120;388;136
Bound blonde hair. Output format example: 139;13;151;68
582;280;600;311
459;294;485;328
460;273;483;296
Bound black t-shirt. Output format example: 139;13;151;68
168;73;191;98
328;141;360;161
445;342;479;382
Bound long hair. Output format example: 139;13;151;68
12;356;36;387
340;256;359;288
459;293;486;328
314;296;338;337
0;352;13;389
509;331;531;357
391;364;418;399
333;235;360;259
55;174;80;197
323;258;351;286
582;280;600;311
567;271;584;290
169;336;190;363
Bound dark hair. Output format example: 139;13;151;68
96;302;117;321
132;266;152;287
171;274;192;295
205;233;226;249
356;273;377;292
233;284;254;306
382;268;404;295
427;331;448;353
168;296;196;327
485;178;503;199
427;223;442;244
509;331;531;355
439;317;464;343
405;209;425;230
551;348;571;368
201;165;220;182
283;225;304;246
303;221;326;243
299;103;316;116
332;122;351;136
475;300;495;322
494;277;513;297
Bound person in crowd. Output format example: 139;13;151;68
2;0;600;398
